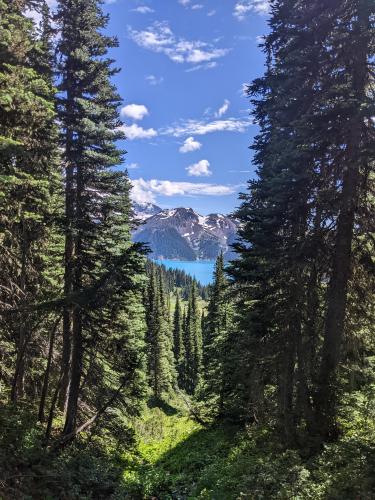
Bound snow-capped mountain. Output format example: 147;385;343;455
133;202;162;220
133;207;238;261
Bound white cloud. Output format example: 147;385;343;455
131;178;238;203
121;104;149;121
185;61;218;72
127;162;140;169
132;6;155;13
128;22;229;66
186;159;212;177
234;0;270;20
215;99;230;118
179;136;202;153
207;9;216;16
120;124;157;140
179;0;203;10
162;117;253;137
146;74;164;85
25;0;57;24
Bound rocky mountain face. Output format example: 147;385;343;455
133;205;238;261
133;202;162;220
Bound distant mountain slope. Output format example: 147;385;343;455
133;202;162;220
133;207;238;261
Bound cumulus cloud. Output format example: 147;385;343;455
132;6;154;13
191;4;204;9
207;9;216;16
186;159;212;177
234;0;270;20
215;99;230;118
131;178;238;204
162;117;253;137
146;74;164;85
128;21;229;66
119;124;157;140
121;104;149;121
179;136;202;153
127;162;140;169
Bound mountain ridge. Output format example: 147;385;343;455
133;204;238;261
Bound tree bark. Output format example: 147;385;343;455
38;316;61;422
62;155;84;436
59;82;75;412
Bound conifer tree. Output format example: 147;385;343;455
173;293;185;387
230;0;375;444
146;264;176;399
0;0;60;401
55;0;147;436
183;281;202;394
200;253;232;416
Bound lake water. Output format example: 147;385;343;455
155;259;215;285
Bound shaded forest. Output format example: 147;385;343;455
0;0;374;498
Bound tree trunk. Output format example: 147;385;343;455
63;157;84;436
59;84;75;412
10;219;28;403
63;306;83;435
38;316;61;422
316;1;370;440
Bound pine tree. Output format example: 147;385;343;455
173;293;185;387
229;0;375;444
200;253;232;416
55;0;147;436
315;0;374;439
0;0;60;402
183;281;202;394
145;264;176;399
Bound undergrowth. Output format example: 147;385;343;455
1;392;375;499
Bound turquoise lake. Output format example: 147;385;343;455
155;259;215;285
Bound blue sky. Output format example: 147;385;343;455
43;0;270;215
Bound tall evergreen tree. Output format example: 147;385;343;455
200;253;232;416
55;0;147;436
183;281;202;394
0;0;60;402
173;293;185;388
229;0;374;444
315;0;374;439
145;264;176;399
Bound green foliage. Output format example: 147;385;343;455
199;253;233;418
0;402;133;499
183;281;203;395
118;402;375;500
145;264;177;399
